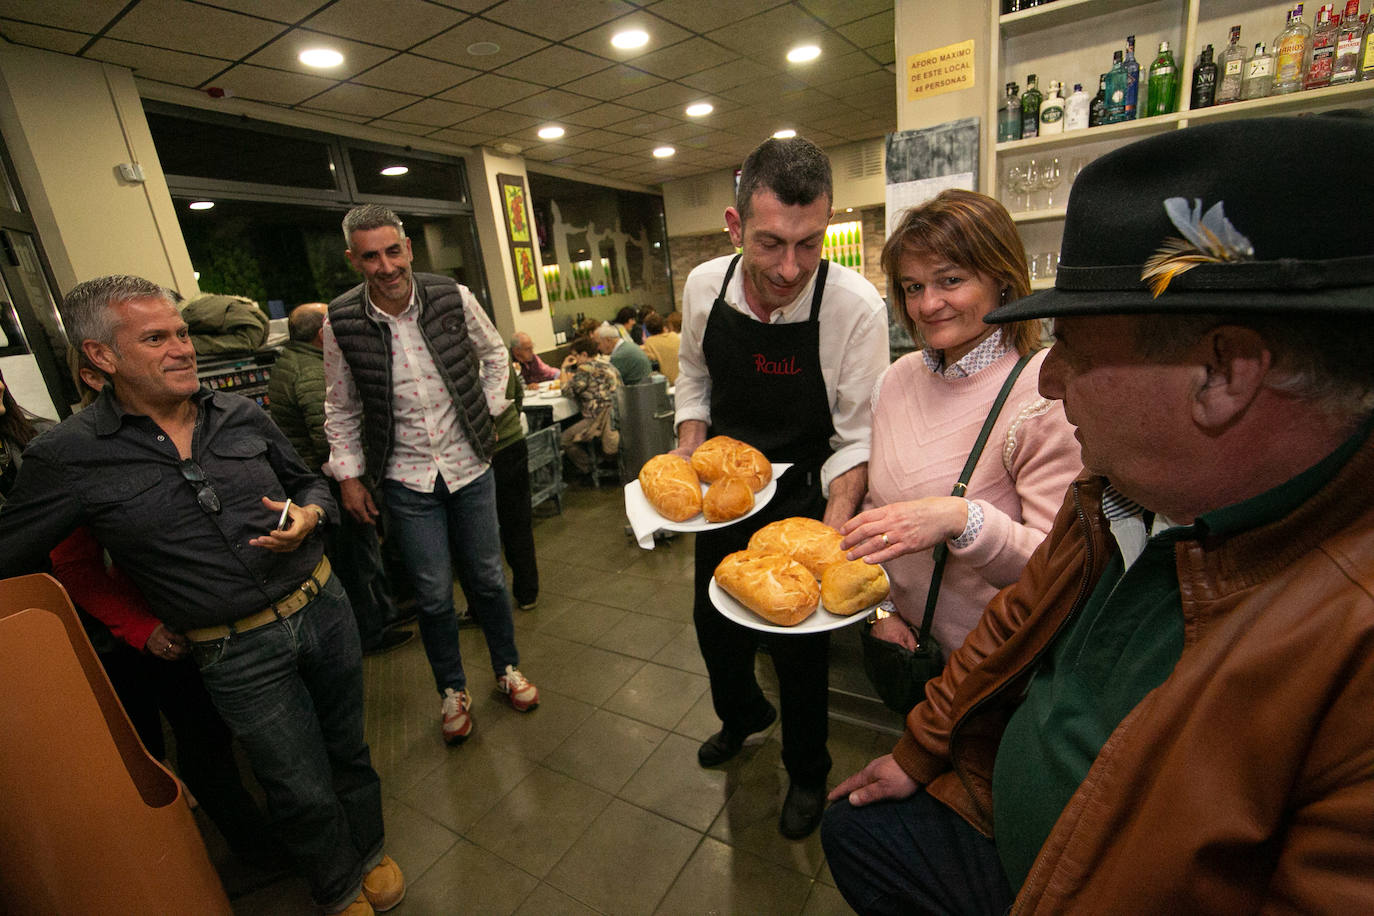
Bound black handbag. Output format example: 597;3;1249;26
862;352;1034;714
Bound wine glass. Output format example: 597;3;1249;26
1022;159;1041;210
1041;157;1063;208
1069;156;1089;185
1002;163;1025;209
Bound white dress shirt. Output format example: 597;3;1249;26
675;254;889;494
323;280;511;494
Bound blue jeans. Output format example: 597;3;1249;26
382;468;519;693
192;572;382;910
821;789;1012;916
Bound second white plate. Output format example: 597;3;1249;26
707;576;879;634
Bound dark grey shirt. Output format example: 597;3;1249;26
0;386;336;631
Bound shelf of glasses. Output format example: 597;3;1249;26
1009;206;1068;224
1030;277;1056;291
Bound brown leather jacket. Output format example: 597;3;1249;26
893;432;1374;914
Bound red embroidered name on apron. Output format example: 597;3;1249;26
753;353;803;376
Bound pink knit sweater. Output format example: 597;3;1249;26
865;348;1081;652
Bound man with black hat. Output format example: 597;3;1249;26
821;115;1374;914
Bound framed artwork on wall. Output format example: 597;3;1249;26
497;173;542;310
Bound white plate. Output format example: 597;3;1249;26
624;462;785;533
537;389;566;400
708;576;879;634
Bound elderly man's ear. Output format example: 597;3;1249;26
1192;325;1271;432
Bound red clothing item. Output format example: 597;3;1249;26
49;527;160;651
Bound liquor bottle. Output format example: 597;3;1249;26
1217;25;1247;102
1021;73;1043;138
1104;51;1128;123
1089;73;1107;127
1332;0;1363;83
1360;9;1374;78
1039;80;1066;135
1065;82;1090;130
1146;41;1179;115
1243;42;1277;98
1273;4;1312;94
999;82;1022;142
1306;4;1339;88
1190;44;1218;108
1124;35;1142;119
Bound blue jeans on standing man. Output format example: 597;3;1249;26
192;572;383;911
382;467;519;693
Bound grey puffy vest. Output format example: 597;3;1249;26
328;273;494;485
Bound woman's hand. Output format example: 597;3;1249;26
870;613;919;650
839;497;969;563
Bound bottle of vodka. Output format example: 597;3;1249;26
1216;26;1247;102
1065;82;1091;130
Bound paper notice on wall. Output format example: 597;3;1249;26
884;118;980;235
906;39;975;101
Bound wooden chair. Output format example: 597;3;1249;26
0;573;231;913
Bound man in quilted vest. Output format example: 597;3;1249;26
324;205;538;747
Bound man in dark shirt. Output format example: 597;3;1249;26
0;275;402;916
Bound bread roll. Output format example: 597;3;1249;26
820;560;890;615
702;477;754;523
714;550;820;627
638;454;702;522
691;436;772;491
748;517;846;578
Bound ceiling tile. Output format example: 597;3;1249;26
425;0;492;11
0;20;92;55
606;111;679;136
369;119;440;137
427;127;496;147
438;73;542;107
412;18;550;70
865;41;895;67
719;75;809;106
244;29;395;81
654;122;725;144
504;122;591;144
559;128;631;149
301;82;420;118
520;142;582;162
386;97;486;127
616;81;704;114
211;64;339;106
551;149;617;166
452;109;540;135
483;0;636;42
494;44;612;87
705;5;827;58
0;0;132;33
84;38;229;87
795;49;886;87
107;0;287;60
645;0;787;34
352;54;478;94
559;64;662;101
797;0;894;28
826;70;894;99
627;37;737;81
599;135;659;155
561;11;691;61
561;102;640;128
677;57;771;93
503;89;598;120
196;0;323;23
301;0;466;50
837;10;894;50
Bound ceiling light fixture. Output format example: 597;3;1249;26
466;41;500;56
652;146;676;158
611;29;649;50
299;48;344;68
537;125;565;140
685;102;713;117
772;128;797;139
786;45;821;63
380;166;409;176
189;201;215;210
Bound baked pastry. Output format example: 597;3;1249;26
691;436;772;491
702;477;754;523
638;454;702;522
714;550;820;627
747;517;846;578
820;560;890;615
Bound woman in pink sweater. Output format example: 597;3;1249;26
840;190;1081;661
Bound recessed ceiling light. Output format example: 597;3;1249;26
299;48;344;68
611;29;649;50
772;128;797;139
786;45;821;63
537;125;565;140
685;102;713;117
189;201;215;210
380;166;409;176
652;146;676;158
845;207;854;213
466;41;500;56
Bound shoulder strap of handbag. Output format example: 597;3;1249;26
914;350;1036;647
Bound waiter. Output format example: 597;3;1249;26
672;136;889;839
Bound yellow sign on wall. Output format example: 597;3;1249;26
906;39;976;101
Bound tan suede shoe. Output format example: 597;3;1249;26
362;855;405;912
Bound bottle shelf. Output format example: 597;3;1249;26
1010;206;1069;223
1180;77;1374;123
1000;0;1151;38
996;111;1182;154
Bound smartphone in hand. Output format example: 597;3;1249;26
276;499;293;531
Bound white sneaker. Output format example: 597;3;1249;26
441;687;472;745
496;666;539;711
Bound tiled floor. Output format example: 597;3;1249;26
227;483;902;915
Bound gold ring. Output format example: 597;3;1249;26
881;533;890;547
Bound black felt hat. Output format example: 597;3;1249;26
985;113;1374;323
